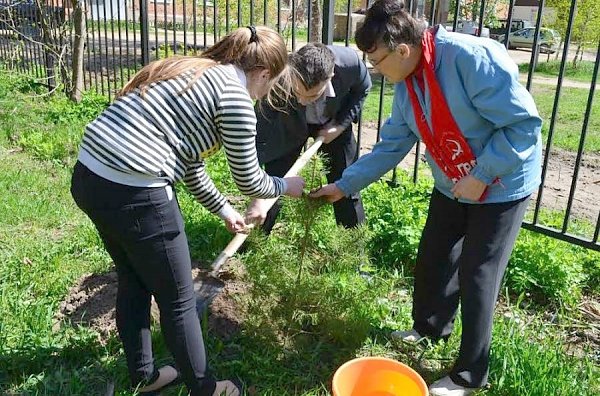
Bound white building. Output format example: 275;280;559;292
513;0;557;25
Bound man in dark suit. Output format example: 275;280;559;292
246;43;372;233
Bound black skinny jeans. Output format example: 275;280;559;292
70;161;216;396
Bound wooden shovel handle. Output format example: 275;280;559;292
210;136;326;272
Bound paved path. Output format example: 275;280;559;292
518;74;597;89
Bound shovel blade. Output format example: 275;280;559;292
194;276;225;317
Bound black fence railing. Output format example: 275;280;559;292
0;0;598;251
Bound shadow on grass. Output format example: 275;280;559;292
367;325;455;385
205;318;366;395
0;332;127;395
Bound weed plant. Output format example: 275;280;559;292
361;173;433;271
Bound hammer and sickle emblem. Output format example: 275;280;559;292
446;139;463;161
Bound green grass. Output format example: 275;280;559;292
519;60;596;83
362;76;394;127
0;147;120;394
0;69;598;395
361;76;600;153
531;84;600;152
486;293;600;396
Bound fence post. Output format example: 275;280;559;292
139;0;150;65
321;0;334;45
44;50;57;91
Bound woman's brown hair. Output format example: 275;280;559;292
119;26;291;107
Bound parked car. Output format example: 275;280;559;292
488;19;533;40
444;20;490;38
498;27;561;54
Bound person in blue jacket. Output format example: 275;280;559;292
310;1;542;395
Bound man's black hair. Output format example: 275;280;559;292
289;43;335;89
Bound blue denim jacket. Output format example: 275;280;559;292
337;27;542;203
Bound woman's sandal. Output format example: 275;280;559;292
212;379;241;396
137;365;182;395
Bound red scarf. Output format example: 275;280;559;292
406;28;479;187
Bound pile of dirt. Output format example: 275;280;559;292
56;271;119;339
206;274;248;340
55;261;249;342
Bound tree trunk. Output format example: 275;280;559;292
571;15;590;70
70;0;86;102
309;0;321;43
437;0;451;24
572;43;582;69
36;0;57;91
554;39;563;61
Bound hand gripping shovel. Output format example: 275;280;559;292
194;136;326;315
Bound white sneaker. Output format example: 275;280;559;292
390;328;425;343
429;376;476;396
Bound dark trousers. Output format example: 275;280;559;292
412;189;530;388
261;127;365;234
70;162;215;396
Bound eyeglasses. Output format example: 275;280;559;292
368;51;392;68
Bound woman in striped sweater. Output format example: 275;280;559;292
70;26;304;396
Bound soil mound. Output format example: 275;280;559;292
56;262;248;342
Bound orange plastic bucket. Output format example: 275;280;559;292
332;357;428;396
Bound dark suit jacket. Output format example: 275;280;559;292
255;45;372;164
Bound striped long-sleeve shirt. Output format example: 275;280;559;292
78;64;286;214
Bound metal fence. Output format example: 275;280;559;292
0;0;598;251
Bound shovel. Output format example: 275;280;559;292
194;136;326;314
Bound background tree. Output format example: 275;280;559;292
547;0;599;66
309;0;321;42
569;0;599;67
70;0;86;103
447;0;506;24
0;0;85;102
